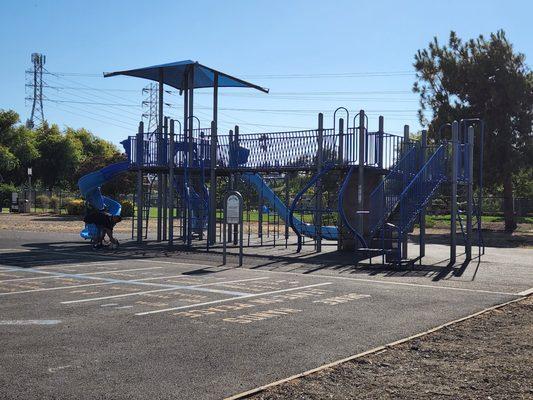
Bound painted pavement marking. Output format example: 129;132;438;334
136;282;333;316
0;266;163;282
60;277;270;304
0;267;250;297
0;319;61;325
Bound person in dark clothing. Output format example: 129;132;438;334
83;209;122;249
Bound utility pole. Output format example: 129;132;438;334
25;53;46;128
142;83;159;135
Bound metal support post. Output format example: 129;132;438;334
465;126;474;260
378;116;384;169
168;119;175;246
450;121;459;265
316;113;324;252
136;121;144;244
419;129;427;261
228;129;234;242
162;117;168;241
402;124;409;259
337;118;344;251
357;110;365;237
208;120;217;245
338;118;344;163
233;125;239;245
284;173;289;248
187;70;194;247
156;71;164;242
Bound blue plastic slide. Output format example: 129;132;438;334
77;161;130;240
242;172;339;241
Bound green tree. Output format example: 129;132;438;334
413;30;533;232
0;110;39;184
34;123;82;189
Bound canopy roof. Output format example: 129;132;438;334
104;60;268;93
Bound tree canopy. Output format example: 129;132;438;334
0;109;127;194
413;30;532;231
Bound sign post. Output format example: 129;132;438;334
223;190;243;266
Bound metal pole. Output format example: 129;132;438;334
187;68;194;247
222;213;227;265
168;119;175;246
162;117;168;241
338;118;344;251
450;121;459;265
239;217;243;267
156;69;164;242
419;129;427;261
233;125;239;245
378;116;384;169
208;72;219;245
284;173;289;248
402;124;409;259
338;118;344;164
357;110;365;237
136;121;144;243
466;126;474;261
183;76;189;244
209;120;217;245
316;113;323;252
228;130;234;243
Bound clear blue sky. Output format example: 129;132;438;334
1;0;531;147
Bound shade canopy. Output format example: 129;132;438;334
104;60;268;93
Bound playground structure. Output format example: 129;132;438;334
79;60;485;266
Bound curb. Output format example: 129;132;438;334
225;295;529;400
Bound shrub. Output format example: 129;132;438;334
49;196;60;213
65;199;85;216
120;200;134;217
35;194;50;210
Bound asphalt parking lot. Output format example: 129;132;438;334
0;231;531;399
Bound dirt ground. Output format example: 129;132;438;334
0;212;132;234
250;296;533;400
0;213;531;247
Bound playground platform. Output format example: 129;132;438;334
0;230;531;399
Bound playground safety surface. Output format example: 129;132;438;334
0;231;531;400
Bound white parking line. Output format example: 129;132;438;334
0;281;117;295
517;287;533;296
0;268;249;297
0;267;163;282
135;259;211;268
37;262;119;269
62;287;193;304
136;282;332;316
60;277;270;304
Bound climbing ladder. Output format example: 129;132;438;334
132;175;154;239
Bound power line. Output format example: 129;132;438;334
47;103;136;131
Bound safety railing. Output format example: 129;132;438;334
368;141;420;238
398;145;447;233
125;127;409;171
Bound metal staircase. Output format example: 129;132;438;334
367;144;448;262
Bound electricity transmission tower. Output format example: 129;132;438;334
25;53;46;128
142;83;159;134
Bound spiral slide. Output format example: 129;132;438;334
77;161;130;240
